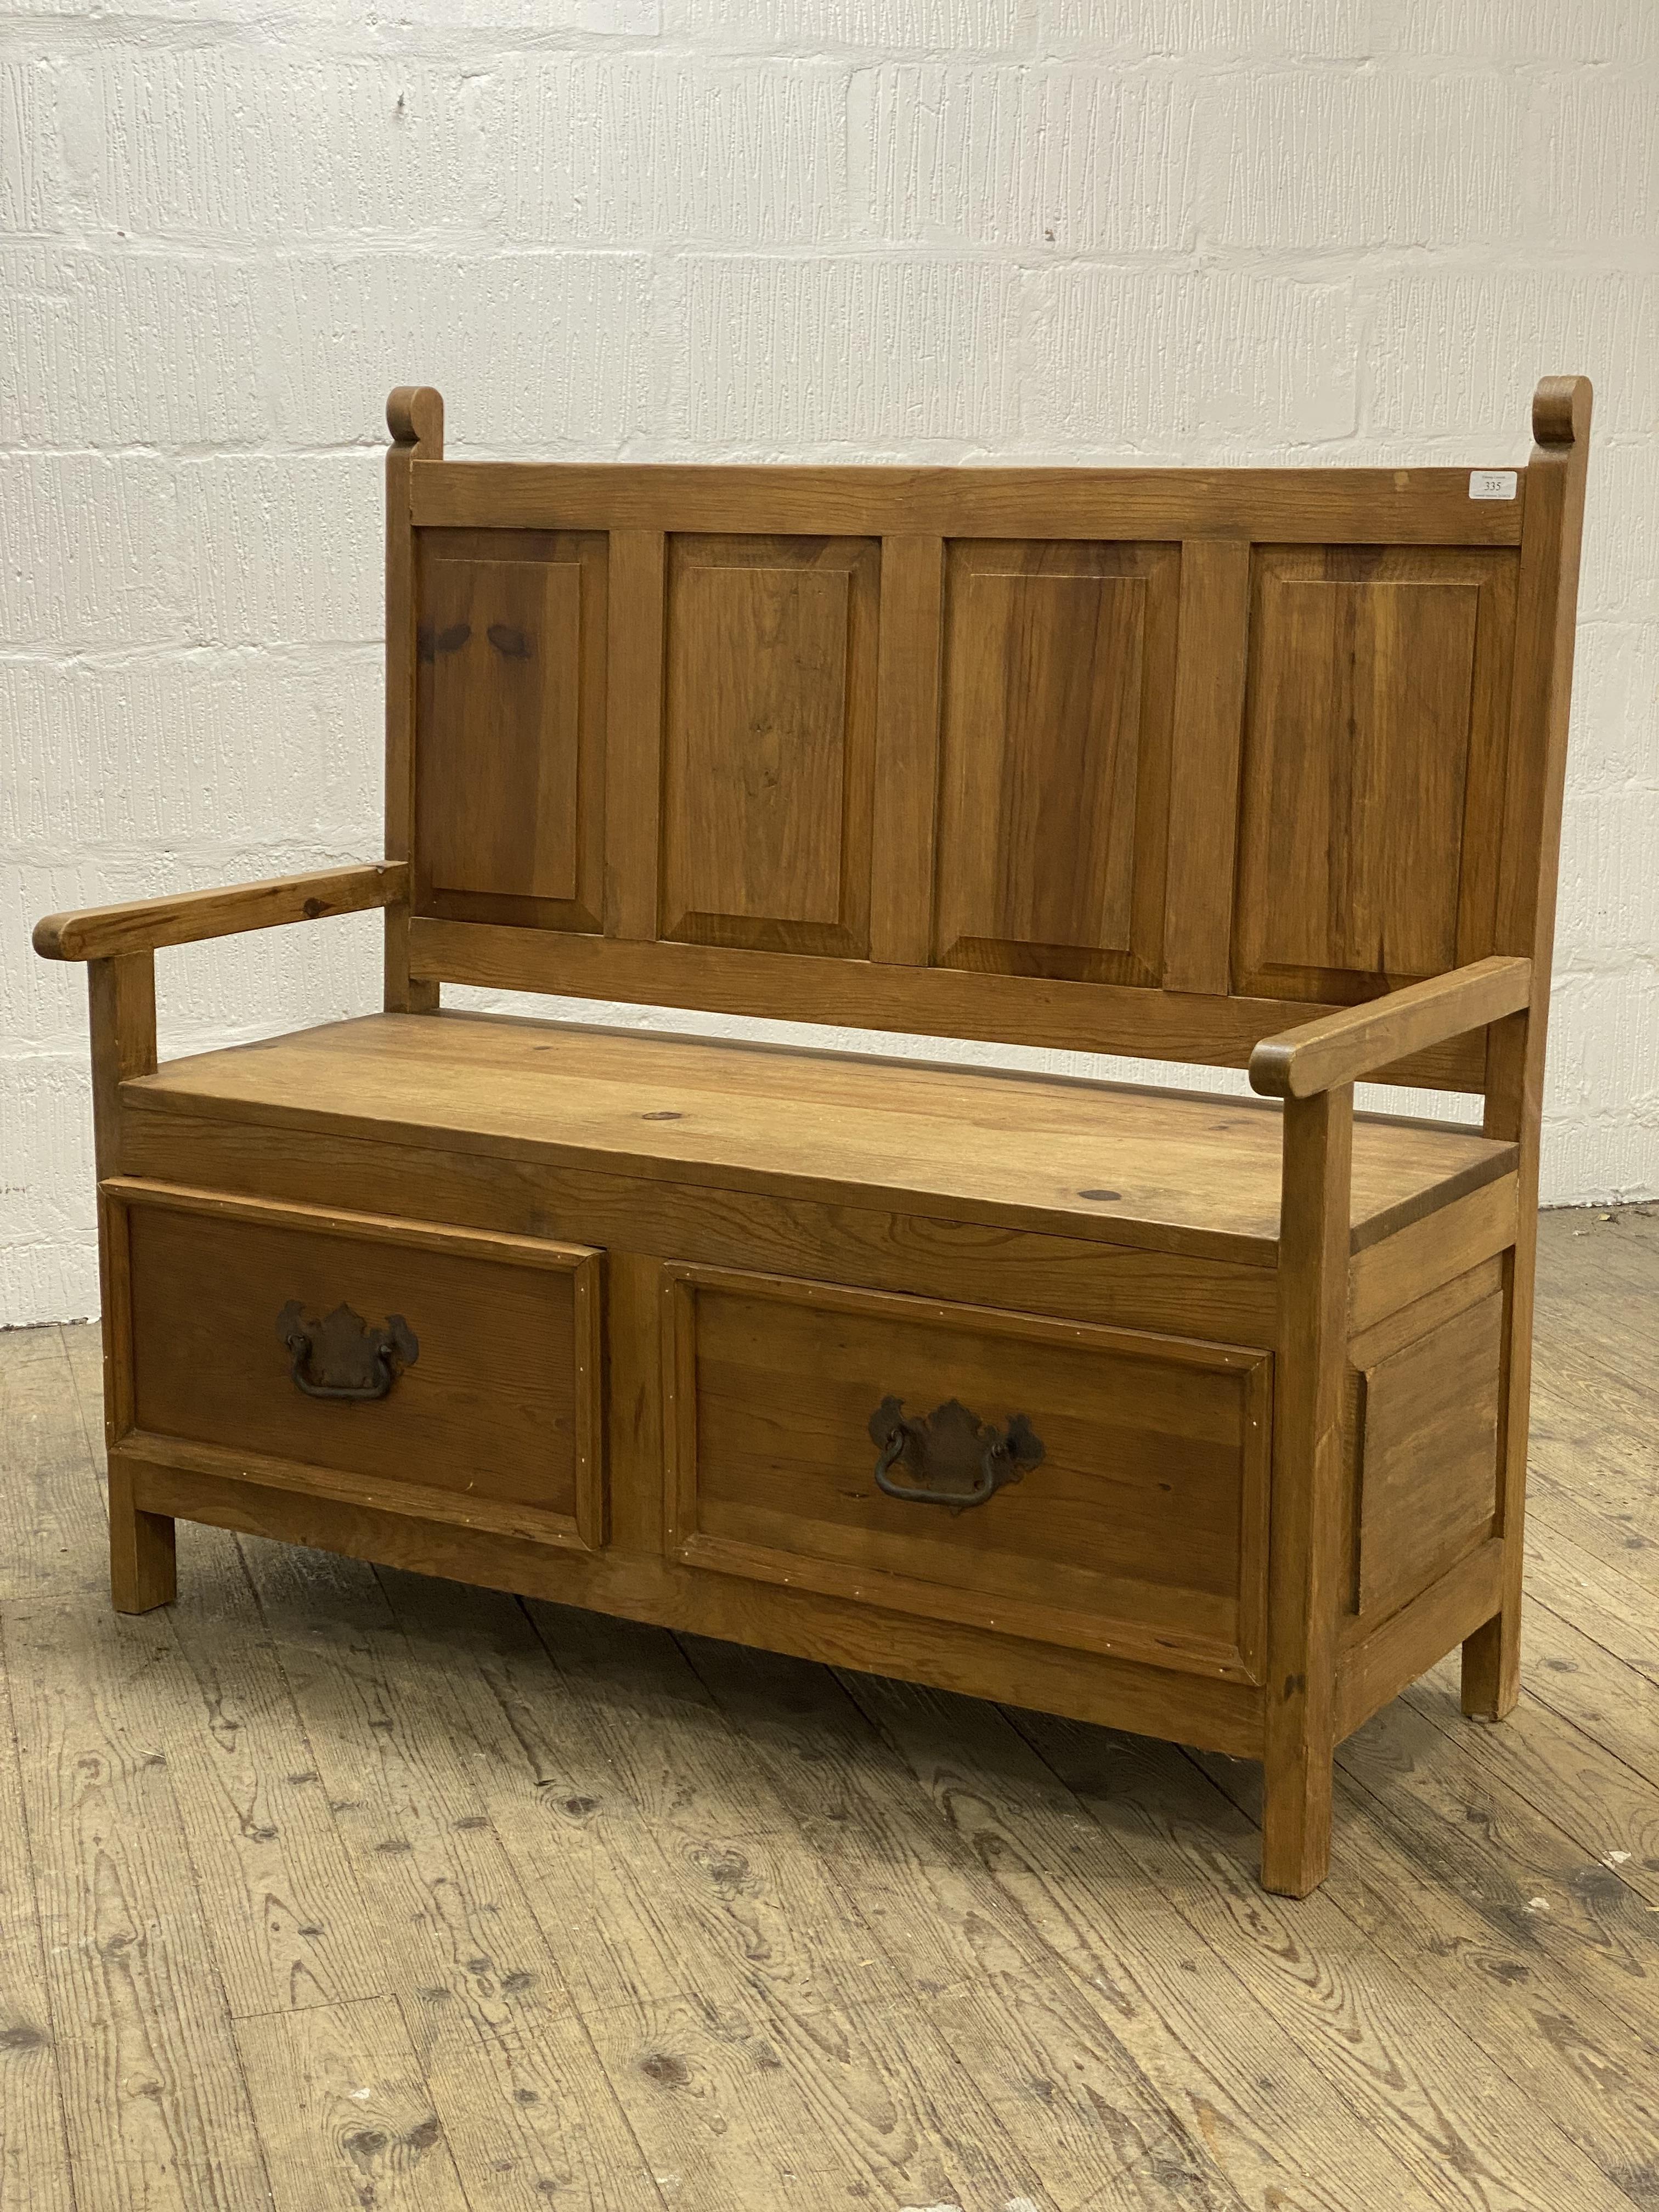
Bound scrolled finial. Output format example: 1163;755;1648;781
1532;375;1592;448
386;386;444;453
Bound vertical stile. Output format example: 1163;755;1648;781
1162;538;1252;995
870;535;946;966
1463;376;1593;1719
384;386;443;1013
603;529;668;941
87;950;156;1180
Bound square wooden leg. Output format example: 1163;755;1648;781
1260;1087;1348;1900
1461;1598;1520;1722
1261;1723;1334;1897
110;1458;176;1613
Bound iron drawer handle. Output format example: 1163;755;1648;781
276;1301;419;1403
867;1395;1045;1513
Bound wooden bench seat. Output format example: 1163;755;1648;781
123;1009;1517;1263
36;375;1593;1896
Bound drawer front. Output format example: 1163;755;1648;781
109;1182;603;1548
663;1265;1271;1679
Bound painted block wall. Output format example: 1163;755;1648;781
3;0;1656;1324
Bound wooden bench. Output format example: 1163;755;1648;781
35;375;1592;1895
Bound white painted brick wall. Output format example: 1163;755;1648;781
3;0;1656;1324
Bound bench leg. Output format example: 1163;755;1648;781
1261;1087;1348;1899
1461;1589;1520;1721
1459;1242;1529;1723
1459;1249;1532;1724
88;958;173;1614
1463;1014;1539;1725
110;1459;176;1613
1261;1718;1334;1897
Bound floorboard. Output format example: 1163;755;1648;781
2;1205;1655;2210
234;1996;469;2212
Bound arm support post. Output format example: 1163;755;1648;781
87;951;157;1176
1261;1083;1353;1895
85;951;174;1610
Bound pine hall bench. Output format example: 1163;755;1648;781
35;376;1592;1895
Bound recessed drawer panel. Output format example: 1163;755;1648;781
663;1265;1271;1680
108;1182;603;1549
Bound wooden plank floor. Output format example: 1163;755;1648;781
2;1206;1657;2212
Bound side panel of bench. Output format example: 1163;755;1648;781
397;456;1552;1089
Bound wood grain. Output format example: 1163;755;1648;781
410;457;1530;544
124;1452;1267;1757
87;968;174;1611
683;1632;1426;2212
120;1107;1284;1342
663;1261;1271;1679
36;864;409;963
4;1594;274;2210
933;538;1176;985
118;1432;607;1555
1162;537;1251;995
1334;1538;1505;1741
1347;1171;1518;1335
27;380;1596;1925
235;1997;466;2212
1406;1652;1659;1916
1345;1251;1504;1374
601;528;666;942
867;534;943;965
0;1579;75;2211
1261;1085;1352;1895
123;1008;1514;1264
88;952;156;1173
471;1584;1073;2211
406;917;1493;1091
0;1325;106;1601
153;1525;387;2022
659;534;879;958
233;1538;664;2209
1017;1716;1644;2212
1250;955;1530;1098
1196;1713;1659;2210
7;1184;1655;2208
61;1276;111;1480
385;386;442;1015
106;1183;603;1545
416;531;607;930
1464;377;1594;1725
1353;1288;1503;1621
1233;547;1519;1005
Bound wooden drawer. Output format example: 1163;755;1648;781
662;1265;1271;1679
106;1182;603;1549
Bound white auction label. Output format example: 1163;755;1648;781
1469;469;1519;500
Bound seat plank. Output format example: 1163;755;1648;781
122;1009;1516;1267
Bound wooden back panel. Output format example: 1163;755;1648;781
386;382;1590;1093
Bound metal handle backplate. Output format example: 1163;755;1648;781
867;1395;1044;1513
277;1301;418;1403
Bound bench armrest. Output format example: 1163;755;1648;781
33;861;409;963
1248;956;1532;1099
